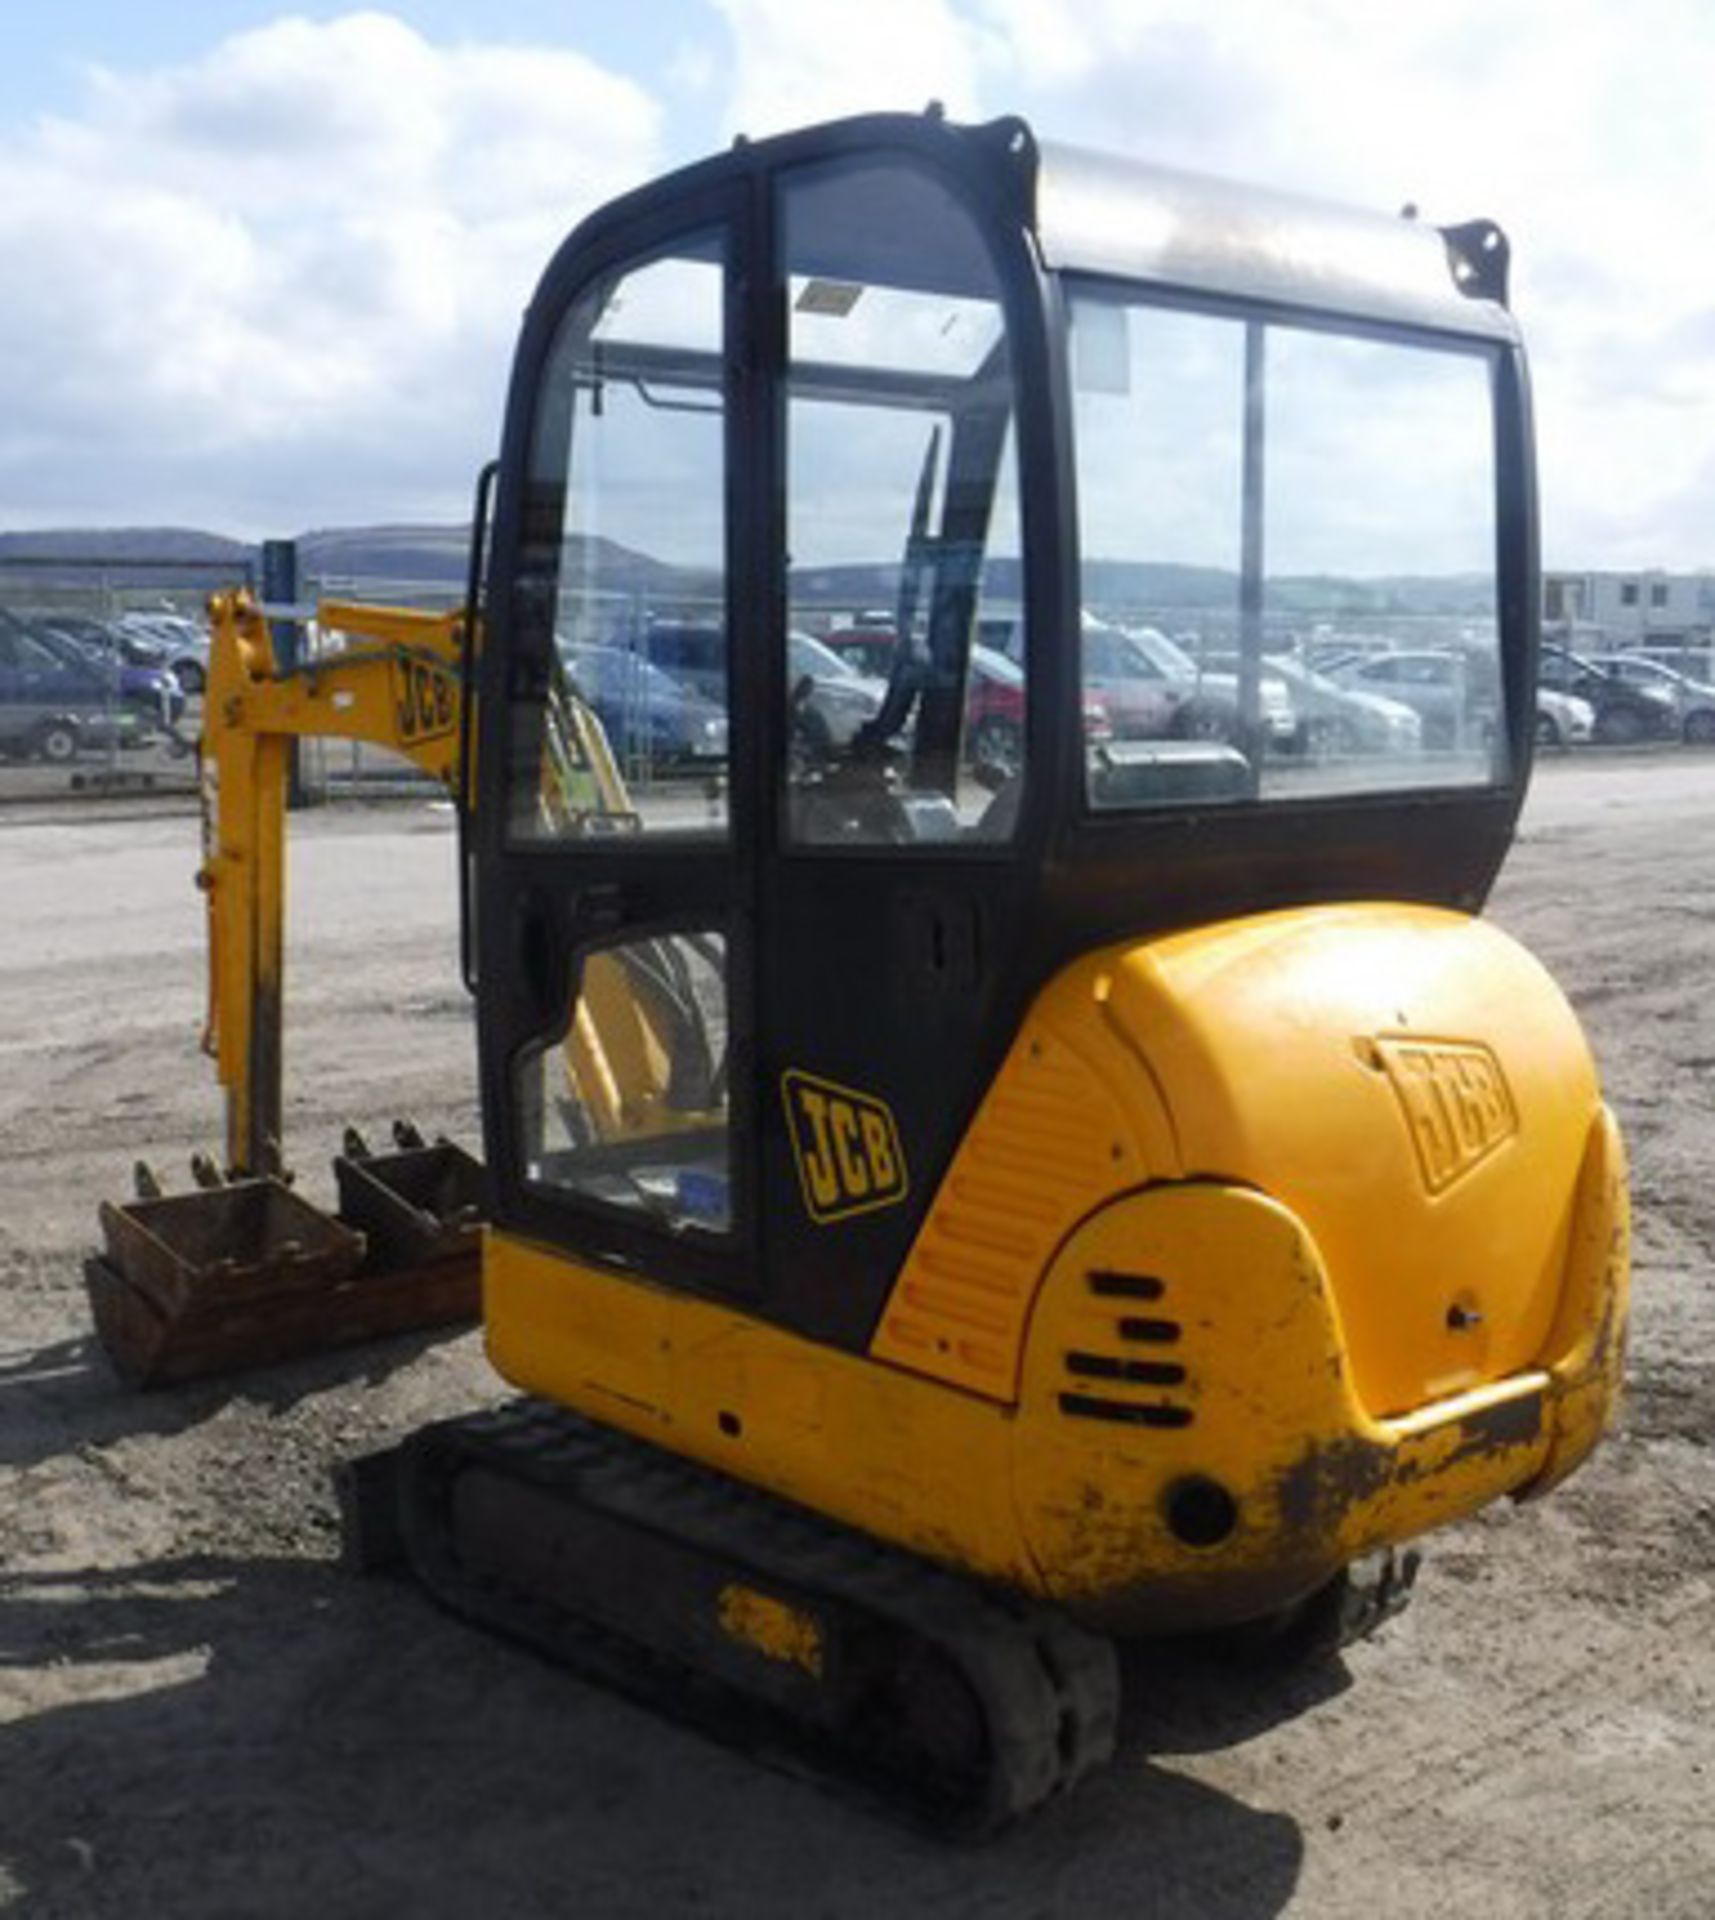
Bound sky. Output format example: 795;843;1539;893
0;0;1710;569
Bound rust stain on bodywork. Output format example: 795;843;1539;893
1444;1390;1544;1467
1275;1434;1393;1534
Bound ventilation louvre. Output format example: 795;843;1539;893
1057;1393;1194;1428
1063;1269;1194;1427
1087;1270;1165;1300
1066;1351;1186;1387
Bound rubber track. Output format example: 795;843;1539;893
391;1398;1119;1836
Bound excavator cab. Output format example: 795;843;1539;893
473;110;1562;1349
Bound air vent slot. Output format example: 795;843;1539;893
1087;1270;1164;1300
1058;1393;1193;1428
1117;1316;1181;1345
1066;1351;1185;1387
1070;1268;1192;1427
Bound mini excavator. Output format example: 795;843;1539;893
92;112;1629;1830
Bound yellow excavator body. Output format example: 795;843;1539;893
91;108;1633;1829
484;903;1627;1636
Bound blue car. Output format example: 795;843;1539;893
0;611;146;761
562;642;728;770
31;622;184;727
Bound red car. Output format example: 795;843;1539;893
966;644;1111;772
823;626;898;678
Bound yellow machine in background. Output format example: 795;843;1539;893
199;590;468;1179
88;588;635;1384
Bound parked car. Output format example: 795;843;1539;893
1302;640;1370;677
40;613;184;687
632;621;725;703
0;613;145;761
976;614;1023;662
1533;687;1595;748
1205;651;1421;757
30;624;184;727
1635;643;1715;686
822;624;898;680
963;645;1026;770
1538;643;1678;745
1588;653;1715;743
115;611;211;694
960;643;1112;775
1332;648;1500;750
560;642;727;769
787;632;886;756
1114;624;1297;747
1081;620;1191;739
625;623;885;764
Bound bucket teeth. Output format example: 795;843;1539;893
93;1132;487;1387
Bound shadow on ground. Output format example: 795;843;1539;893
0;1325;469;1474
0;1550;1309;1920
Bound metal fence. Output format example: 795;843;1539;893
0;556;252;804
0;554;474;809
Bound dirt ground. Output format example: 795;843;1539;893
1;759;1710;1919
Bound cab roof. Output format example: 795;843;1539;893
1033;135;1516;340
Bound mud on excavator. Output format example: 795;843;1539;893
91;111;1629;1830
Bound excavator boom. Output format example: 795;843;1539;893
201;591;467;1177
89;588;630;1386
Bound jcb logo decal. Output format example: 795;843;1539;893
1376;1037;1517;1194
393;656;458;743
782;1071;908;1225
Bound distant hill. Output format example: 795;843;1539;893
0;527;250;564
297;525;470;585
792;557;1495;621
0;527;251;591
0;525;466;593
0;524;1490;623
0;524;717;605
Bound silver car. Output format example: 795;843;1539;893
1208;651;1421;757
1534;687;1595;748
1589;654;1715;744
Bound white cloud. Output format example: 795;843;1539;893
4;2;1712;569
961;0;1715;567
701;0;1715;563
0;11;663;533
711;0;992;137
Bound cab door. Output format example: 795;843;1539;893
475;187;758;1299
475;137;1055;1349
754;149;1049;1351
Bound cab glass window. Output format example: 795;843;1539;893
507;231;730;842
1070;289;1504;810
780;159;1026;845
515;928;731;1232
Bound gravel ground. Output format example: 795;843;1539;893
0;758;1710;1918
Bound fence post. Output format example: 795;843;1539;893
97;568;120;784
261;539;311;809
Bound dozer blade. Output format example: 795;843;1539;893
342;1400;1119;1836
90;1150;483;1389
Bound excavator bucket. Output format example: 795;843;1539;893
332;1126;485;1271
87;1134;483;1389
